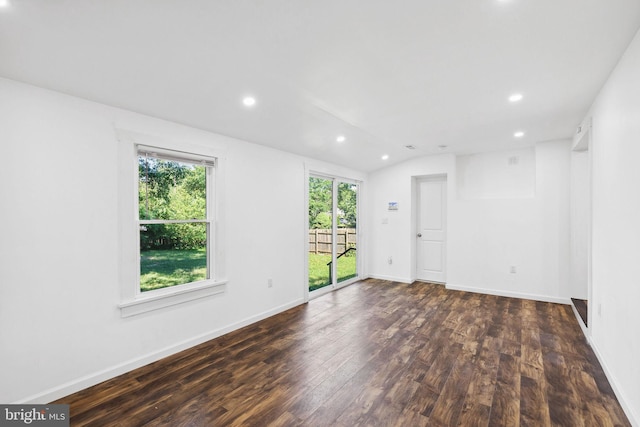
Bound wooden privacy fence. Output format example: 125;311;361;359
309;228;356;254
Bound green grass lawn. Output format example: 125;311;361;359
140;249;356;293
140;248;207;292
308;253;357;291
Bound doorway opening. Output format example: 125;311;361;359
570;122;592;329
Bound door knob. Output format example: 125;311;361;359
417;233;422;237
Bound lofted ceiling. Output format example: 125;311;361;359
1;1;640;172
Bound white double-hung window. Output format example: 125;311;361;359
118;136;226;317
137;146;214;292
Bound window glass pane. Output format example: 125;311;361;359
308;177;333;292
139;223;208;292
138;155;206;220
336;182;358;282
337;182;357;283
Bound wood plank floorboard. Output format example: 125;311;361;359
55;279;631;426
571;298;588;327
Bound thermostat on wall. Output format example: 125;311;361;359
388;201;398;211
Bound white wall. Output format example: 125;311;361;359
368;142;572;303
449;142;571;301
366;154;456;283
0;78;365;403
585;27;640;425
457;148;536;200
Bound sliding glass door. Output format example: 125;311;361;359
308;176;333;291
308;175;359;293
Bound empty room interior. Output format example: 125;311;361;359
2;1;640;425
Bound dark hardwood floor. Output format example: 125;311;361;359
571;298;588;327
56;279;630;426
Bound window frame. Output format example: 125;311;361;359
136;145;214;293
117;130;227;317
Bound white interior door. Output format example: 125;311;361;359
416;177;447;282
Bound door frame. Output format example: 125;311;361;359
412;174;448;283
571;119;593;335
305;168;363;301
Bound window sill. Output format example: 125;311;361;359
118;280;227;318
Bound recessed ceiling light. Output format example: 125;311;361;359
509;93;523;103
336;135;346;143
514;131;525;138
381;154;389;160
0;0;10;8
242;96;256;107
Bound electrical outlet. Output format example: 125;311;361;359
268;278;273;288
388;256;393;265
510;266;517;274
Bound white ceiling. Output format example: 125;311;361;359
1;1;639;172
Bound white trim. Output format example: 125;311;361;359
309;284;335;299
308;276;360;300
116;127;228;316
572;117;592;152
445;283;571;305
567;296;637;426
331;179;338;285
414;175;448;283
118;280;227;317
570;301;589;338
303;160;367;184
16;297;305;404
137;144;216;166
303;169;310;303
139;219;209;225
357;180;366;281
589;340;640;427
447;284;639;425
569;120;593;339
305;166;365;300
367;274;413;284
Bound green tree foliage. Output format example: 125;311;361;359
308;177;357;229
337;182;357;228
313;211;333;229
309;177;332;229
139;157;207;250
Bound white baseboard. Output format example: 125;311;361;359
568;305;638;425
23;281;638;427
18;298;305;404
445;283;571;305
367;274;413;284
449;287;637;427
569;301;590;338
588;339;639;427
